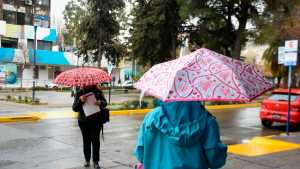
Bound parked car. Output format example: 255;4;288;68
121;80;134;88
260;89;300;127
45;82;58;89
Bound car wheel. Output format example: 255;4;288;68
261;120;273;128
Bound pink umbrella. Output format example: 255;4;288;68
54;67;111;87
134;48;272;102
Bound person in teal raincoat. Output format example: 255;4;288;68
135;101;227;169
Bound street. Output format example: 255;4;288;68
1;101;299;169
0;90;141;114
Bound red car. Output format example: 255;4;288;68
260;89;300;127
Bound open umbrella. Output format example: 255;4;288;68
134;48;272;102
54;67;111;87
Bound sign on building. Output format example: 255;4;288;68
284;40;298;66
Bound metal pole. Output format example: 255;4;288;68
32;25;37;102
286;65;292;136
108;82;111;104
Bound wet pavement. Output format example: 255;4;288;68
0;89;299;169
1;105;300;168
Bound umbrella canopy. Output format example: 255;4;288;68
134;48;272;102
54;67;111;87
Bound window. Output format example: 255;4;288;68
3;0;15;5
3;10;17;24
1;38;18;48
36;0;49;6
17;12;25;25
27;40;52;50
3;10;28;25
17;0;26;5
48;66;54;79
269;93;300;102
25;14;33;25
25;0;32;5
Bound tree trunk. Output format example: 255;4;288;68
97;43;102;68
171;33;176;58
277;76;281;88
233;1;248;60
233;18;247;60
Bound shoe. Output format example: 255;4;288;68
93;163;101;169
84;161;90;168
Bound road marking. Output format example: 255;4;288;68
228;136;300;156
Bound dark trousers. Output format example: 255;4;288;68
79;120;101;163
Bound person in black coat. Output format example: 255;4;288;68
72;85;107;169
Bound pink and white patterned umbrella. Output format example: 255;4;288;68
134;48;273;102
54;67;111;87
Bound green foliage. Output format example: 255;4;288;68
178;0;262;59
132;72;144;82
63;0;86;47
130;0;181;66
64;0;126;66
5;95;42;105
254;0;300;82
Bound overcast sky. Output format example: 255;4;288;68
51;0;71;21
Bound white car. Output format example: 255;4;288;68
121;81;134;88
45;82;58;89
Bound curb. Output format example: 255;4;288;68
206;103;261;110
0;103;261;122
0;115;40;123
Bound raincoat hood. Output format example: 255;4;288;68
148;101;208;146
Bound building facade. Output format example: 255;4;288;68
0;0;137;88
0;0;78;87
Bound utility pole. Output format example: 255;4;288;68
32;0;38;102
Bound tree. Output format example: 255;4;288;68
64;0;126;67
78;0;126;67
178;0;264;59
255;0;300;86
130;0;181;66
63;0;86;47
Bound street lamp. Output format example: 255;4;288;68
32;0;39;102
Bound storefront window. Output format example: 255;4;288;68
1;38;18;48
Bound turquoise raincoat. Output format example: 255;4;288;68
135;101;227;169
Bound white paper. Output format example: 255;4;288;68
82;92;100;117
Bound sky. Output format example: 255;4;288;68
51;0;71;22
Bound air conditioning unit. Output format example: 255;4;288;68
25;0;33;5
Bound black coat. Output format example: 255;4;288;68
72;87;107;122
